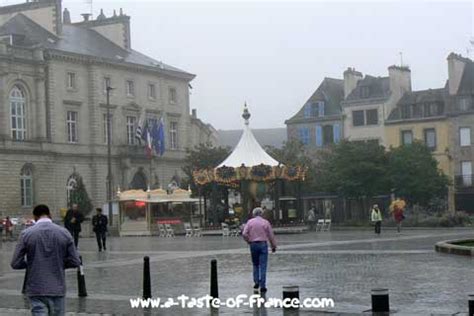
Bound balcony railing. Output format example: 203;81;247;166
455;175;474;189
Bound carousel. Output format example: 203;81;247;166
117;187;199;236
193;105;306;225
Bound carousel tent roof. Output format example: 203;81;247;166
217;105;280;168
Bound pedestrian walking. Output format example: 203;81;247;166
307;207;316;231
92;208;108;252
242;207;277;294
11;204;81;316
4;216;13;241
64;204;84;248
390;198;406;233
370;204;382;235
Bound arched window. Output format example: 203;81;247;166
130;169;147;191
20;165;33;207
10;85;27;140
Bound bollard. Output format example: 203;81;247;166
282;286;299;309
469;294;474;316
371;288;389;313
77;256;87;297
143;256;151;299
21;269;28;294
210;259;218;299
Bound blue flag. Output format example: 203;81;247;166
157;117;165;156
151;119;160;155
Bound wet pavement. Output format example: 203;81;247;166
0;228;473;315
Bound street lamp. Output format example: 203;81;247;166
106;85;114;226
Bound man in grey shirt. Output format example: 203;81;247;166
11;204;81;315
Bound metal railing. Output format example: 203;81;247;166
455;174;474;189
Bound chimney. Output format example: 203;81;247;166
388;65;411;102
81;13;91;22
192;109;197;118
343;67;363;98
447;53;467;95
63;8;71;24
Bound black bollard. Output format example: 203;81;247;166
371;288;389;313
210;259;218;299
77;256;88;297
143;256;151;299
282;286;299;309
21;269;28;294
469;294;474;316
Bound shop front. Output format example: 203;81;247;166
118;188;199;236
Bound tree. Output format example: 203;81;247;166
387;141;449;206
181;143;231;196
70;175;93;216
266;140;319;193
318;140;390;198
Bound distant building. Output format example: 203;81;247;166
218;128;287;149
0;1;214;217
445;53;474;212
341;66;412;146
385;87;454;211
285;78;344;151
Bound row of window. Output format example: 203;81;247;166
9;85;179;149
66;73;178;104
297;124;341;147
400;129;437;150
400;127;472;149
66;111;179;150
400;102;444;119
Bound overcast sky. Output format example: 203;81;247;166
4;0;473;130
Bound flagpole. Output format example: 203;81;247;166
149;155;153;190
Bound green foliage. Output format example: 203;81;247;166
182;142;231;197
387;141;449;206
266;140;319;193
314;140;449;207
69;175;93;216
318;140;390;198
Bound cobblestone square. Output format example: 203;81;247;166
1;229;473;315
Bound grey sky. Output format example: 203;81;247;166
4;1;474;130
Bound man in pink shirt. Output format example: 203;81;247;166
242;207;277;294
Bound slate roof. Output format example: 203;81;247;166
345;75;391;102
286;77;344;123
457;58;474;95
218;128;287;149
387;87;447;121
0;13;192;77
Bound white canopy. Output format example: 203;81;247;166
218;105;280;168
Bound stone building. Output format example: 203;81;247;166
285;77;344;152
385;87;454;211
445;53;474;212
341;66;412;146
0;0;215;217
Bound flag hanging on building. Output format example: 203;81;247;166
135;115;144;144
151;117;166;156
157;117;165;156
144;126;153;159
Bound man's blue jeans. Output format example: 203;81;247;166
250;241;268;289
29;296;65;316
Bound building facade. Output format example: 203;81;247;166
445;53;474;212
285;77;344;152
385;87;454;211
341;66;412;146
0;0;214;217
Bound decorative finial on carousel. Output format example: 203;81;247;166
242;102;251;125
